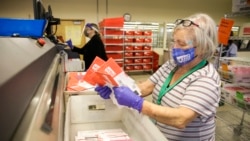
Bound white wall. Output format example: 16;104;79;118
1;0;249;24
1;0;249;63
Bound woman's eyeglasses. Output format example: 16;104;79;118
175;19;199;27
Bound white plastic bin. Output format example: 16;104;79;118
64;95;168;141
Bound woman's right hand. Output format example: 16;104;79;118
94;85;112;99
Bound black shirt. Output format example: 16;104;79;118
72;34;108;70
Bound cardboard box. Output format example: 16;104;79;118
125;65;134;71
125;46;134;50
143;30;152;36
134;58;143;63
134;52;144;56
143;58;152;63
144;51;153;56
124;52;133;57
143;64;152;70
134;46;143;50
103;29;123;35
99;17;124;27
125;58;134;64
107;53;123;59
124;38;134;43
134;38;144;43
103;38;123;44
143;46;152;50
134;65;143;70
134;31;143;35
105;45;123;51
144;38;152;43
125;30;134;35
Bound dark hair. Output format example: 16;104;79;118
228;31;234;45
230;31;234;37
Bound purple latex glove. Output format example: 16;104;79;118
66;39;73;49
95;85;112;99
113;86;144;113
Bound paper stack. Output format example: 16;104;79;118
66;72;95;91
75;129;133;141
84;56;141;95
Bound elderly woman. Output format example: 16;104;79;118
95;13;221;141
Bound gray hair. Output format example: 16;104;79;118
173;13;218;60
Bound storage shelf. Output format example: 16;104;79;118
124;69;153;73
218;57;250;139
225;11;250;18
124;43;153;46
124;56;153;59
124;63;153;65
125;50;151;52
101;26;155;72
230;36;250;40
104;43;124;46
106;51;124;53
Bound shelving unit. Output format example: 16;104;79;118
101;27;125;67
214;9;250;140
100;25;157;73
217;57;250;138
123;29;154;73
225;11;250;18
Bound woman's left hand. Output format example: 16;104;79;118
113;86;144;113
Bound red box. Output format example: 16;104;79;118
144;51;153;56
125;58;134;64
125;65;134;70
124;52;133;57
103;38;123;44
124;38;133;43
99;17;124;27
105;45;123;51
143;30;152;36
134;31;143;35
117;62;123;67
142;58;152;63
153;60;159;68
125;30;134;35
134;65;143;70
153;60;159;72
134;46;143;50
143;64;152;70
144;38;152;43
143;46;152;50
103;29;123;35
134;58;143;63
125;46;133;50
134;52;144;56
134;38;144;43
152;51;159;59
107;53;123;59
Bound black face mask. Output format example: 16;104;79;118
84;29;89;37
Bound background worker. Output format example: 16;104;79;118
71;23;108;70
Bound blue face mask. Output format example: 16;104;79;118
172;47;196;66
